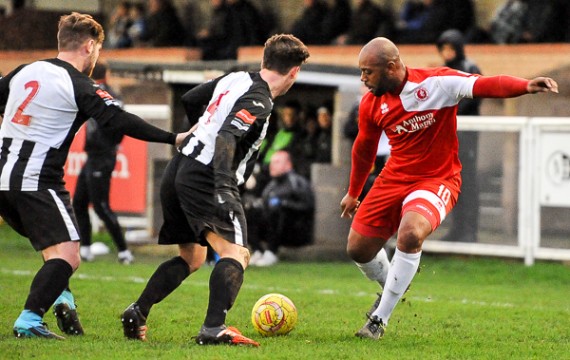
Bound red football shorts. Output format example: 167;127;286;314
352;175;461;239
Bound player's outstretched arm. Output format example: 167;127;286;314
527;77;558;94
473;75;559;98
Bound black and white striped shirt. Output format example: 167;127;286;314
179;71;273;186
0;58;175;191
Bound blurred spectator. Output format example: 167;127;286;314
488;0;528;44
227;0;266;46
180;1;200;46
127;3;147;47
140;0;186;47
73;62;134;264
321;0;352;44
246;150;315;267
260;100;309;178
106;1;133;49
396;0;450;44
197;0;235;60
307;106;333;163
258;3;282;37
290;0;329;45
335;0;394;45
436;29;481;243
519;0;560;43
447;0;476;36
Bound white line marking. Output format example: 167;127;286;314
1;268;520;309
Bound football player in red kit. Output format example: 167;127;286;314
340;37;558;340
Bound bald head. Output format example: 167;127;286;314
358;37;405;97
360;37;400;66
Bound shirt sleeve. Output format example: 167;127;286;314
472;75;529;98
74;75;175;145
108;111;176;145
219;90;272;139
0;65;25;115
181;77;220;125
74;75;124;126
347;97;383;198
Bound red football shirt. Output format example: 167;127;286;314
348;66;529;198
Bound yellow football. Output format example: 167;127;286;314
251;293;298;336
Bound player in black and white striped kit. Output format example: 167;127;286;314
0;13;191;339
121;34;310;346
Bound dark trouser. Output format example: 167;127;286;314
246;206;313;254
73;153;127;251
446;131;480;241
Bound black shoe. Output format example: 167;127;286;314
54;303;84;335
195;325;260;346
121;303;147;341
355;315;385;340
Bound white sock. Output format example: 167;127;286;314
355;248;390;288
372;248;421;325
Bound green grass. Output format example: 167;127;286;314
0;224;568;360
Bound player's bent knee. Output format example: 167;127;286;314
346;229;382;263
346;242;376;263
397;225;425;252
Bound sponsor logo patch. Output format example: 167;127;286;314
235;109;256;124
96;89;120;106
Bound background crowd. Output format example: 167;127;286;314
100;0;570;60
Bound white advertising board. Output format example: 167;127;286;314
539;132;570;206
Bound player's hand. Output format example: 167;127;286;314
527;77;558;94
175;123;199;147
340;193;360;219
215;187;241;220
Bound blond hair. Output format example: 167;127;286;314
57;12;105;51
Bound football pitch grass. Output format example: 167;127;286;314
0;225;568;360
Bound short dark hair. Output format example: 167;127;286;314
57;12;105;51
262;34;310;75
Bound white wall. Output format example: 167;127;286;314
31;0;99;12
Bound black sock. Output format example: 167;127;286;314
137;256;190;318
204;258;244;328
24;259;73;316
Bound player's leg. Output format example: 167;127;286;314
14;241;79;340
138;243;205;317
122;243;206;340
368;180;458;338
88;157;132;263
11;189;82;339
203;231;250;325
348;229;390;288
347;176;397;331
122;154;203;340
370;211;430;328
195;231;259;346
347;229;390;318
46;242;84;336
72;166;93;261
